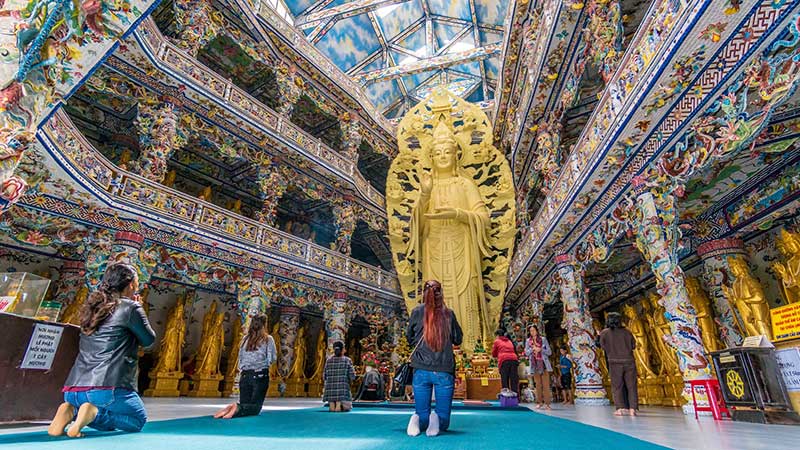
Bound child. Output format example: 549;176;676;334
559;346;574;405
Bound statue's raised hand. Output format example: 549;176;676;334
420;172;432;196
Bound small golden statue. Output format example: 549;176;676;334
685;277;723;353
387;89;515;352
723;257;773;340
153;293;187;374
60;285;89;325
773;228;800;304
198;185;213;201
119;148;132;168
163;170;177;188
286;325;308;397
229;199;242;214
222;319;243;397
645;293;681;376
621;303;656;378
267;320;282;397
308;328;327;391
190;301;225;397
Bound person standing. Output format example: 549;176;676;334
558;346;574;404
48;263;156;438
323;341;356;412
525;325;553;410
213;314;277;418
491;329;520;394
406;280;463;437
599;312;638;416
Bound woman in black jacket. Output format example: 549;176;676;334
405;280;463;437
48;263;155;438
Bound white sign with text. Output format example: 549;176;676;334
20;323;64;370
776;347;800;392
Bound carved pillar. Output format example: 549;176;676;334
255;161;287;226
239;270;269;319
53;260;86;321
325;292;348;355
340;115;363;162
332;199;358;255
276;63;303;117
632;188;712;413
277;305;301;392
133;99;185;183
173;0;222;57
697;238;746;347
84;231;158;292
555;255;609;405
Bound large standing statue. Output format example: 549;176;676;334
723;257;772;339
196;312;225;377
308;328;327;380
621;304;655;378
60;284;88;325
685;277;723;352
387;89;515;351
153;293;187;374
773;228;800;304
288;325;307;380
645;293;682;376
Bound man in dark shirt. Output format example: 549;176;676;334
599;312;638;416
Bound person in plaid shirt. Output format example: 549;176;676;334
323;341;356;412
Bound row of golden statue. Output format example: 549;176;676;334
144;294;328;398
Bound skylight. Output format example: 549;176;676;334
448;42;475;54
376;4;401;18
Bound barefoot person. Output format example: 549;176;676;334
49;263;155;437
406;280;463;437
323;341;356;412
599;312;638;416
213;313;277;419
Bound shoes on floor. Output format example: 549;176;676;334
407;413;420;437
426;412;440;437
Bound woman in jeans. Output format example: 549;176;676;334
48;263;156;438
323;341;356;412
491;329;519;394
213;313;277;418
406;280;463;437
525;325;553;410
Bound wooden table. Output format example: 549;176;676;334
465;376;502;401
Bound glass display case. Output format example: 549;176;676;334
0;272;53;320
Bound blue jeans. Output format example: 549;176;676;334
63;389;147;432
412;369;454;431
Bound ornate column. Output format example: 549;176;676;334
277;305;301;394
340;114;363;162
276;63;303;117
325;292;348;355
555;254;609;405
332;199;358;255
132;98;185;183
632;187;712;413
255;160;287;226
173;0;222;57
697;238;746;347
84;231;159;292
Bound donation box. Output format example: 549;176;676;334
711;347;800;424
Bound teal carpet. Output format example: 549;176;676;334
0;407;668;450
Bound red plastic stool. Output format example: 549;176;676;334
690;379;730;420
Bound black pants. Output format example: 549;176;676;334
234;369;269;417
499;360;520;394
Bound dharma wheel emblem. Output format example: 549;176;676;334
725;370;745;399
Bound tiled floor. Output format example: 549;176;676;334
3;398;798;449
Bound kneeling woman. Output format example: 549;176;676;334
49;263;156;437
214;313;277;418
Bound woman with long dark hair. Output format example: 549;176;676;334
213;313;277;419
48;263;155;438
599;311;638;416
323;341;356;412
525;324;553;409
405;280;463;437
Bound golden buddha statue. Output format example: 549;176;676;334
723;256;772;339
685;277;723;353
119;148;132;168
152;293;187;374
308;328;327;381
60;284;89;325
387;90;515;353
198;185;213;201
645;293;681;376
592;318;610;379
229;199;242;214
268;320;282;396
225;319;243;380
163;170;177;188
288;325;307;380
621;303;656;378
773;228;800;304
196;311;225;377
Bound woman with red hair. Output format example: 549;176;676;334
405;280;463;437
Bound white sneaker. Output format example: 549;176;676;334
407;413;420;436
426;412;440;437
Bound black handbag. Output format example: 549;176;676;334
393;337;423;386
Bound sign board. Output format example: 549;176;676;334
771;303;800;342
20;323;64;370
776;348;800;392
741;335;773;348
